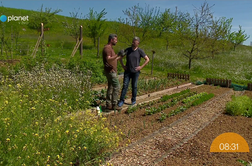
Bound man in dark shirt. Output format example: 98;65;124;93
118;37;150;107
103;34;124;111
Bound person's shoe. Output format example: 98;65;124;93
112;105;122;111
132;101;136;105
118;100;124;107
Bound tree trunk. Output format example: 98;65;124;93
166;38;169;51
189;58;192;69
93;37;96;47
233;44;236;51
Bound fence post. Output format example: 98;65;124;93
248;83;252;91
32;23;44;58
151;50;155;75
41;23;44;56
80;25;83;57
228;80;231;88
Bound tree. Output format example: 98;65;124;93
177;2;215;69
28;4;62;30
228;25;250;51
84;8;107;47
206;17;233;57
117;4;159;45
154;8;177;50
137;4;160;40
62;8;84;43
116;5;140;45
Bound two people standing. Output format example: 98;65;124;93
102;34;149;110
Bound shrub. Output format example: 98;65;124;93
225;95;252;116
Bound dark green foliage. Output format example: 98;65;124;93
191;93;214;106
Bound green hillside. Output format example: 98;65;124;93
0;6;252;85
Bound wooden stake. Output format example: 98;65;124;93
79;25;83;57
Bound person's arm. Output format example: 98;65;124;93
135;55;149;71
105;47;121;61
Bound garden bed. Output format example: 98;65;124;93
91;77;189;107
102;85;252;165
105;85;230;145
158;109;252;166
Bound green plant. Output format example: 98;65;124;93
182;92;208;104
0;68;119;165
90;89;106;106
237;159;252;166
225;95;252;116
145;99;178;115
125;105;138;114
159;112;167;122
160;89;190;102
168;106;188;117
191;93;214;106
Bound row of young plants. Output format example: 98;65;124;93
134;78;187;96
159;93;215;122
125;89;191;114
145;91;197;115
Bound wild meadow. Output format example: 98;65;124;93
0;64;120;165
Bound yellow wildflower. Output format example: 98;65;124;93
17;84;21;88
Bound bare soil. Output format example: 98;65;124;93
104;86;252;166
159;113;252;166
0;59;20;66
106;85;230;145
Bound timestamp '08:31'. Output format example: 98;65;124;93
219;143;238;151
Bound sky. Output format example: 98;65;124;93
1;0;252;46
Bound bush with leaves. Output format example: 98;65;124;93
225;95;252;117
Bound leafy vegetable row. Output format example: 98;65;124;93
126;89;191;114
159;93;214;122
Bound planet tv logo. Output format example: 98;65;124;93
0;14;29;22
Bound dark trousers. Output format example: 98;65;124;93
119;70;140;102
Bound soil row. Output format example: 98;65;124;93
103;85;234;165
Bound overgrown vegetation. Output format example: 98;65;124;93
0;65;120;165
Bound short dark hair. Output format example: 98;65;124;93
108;34;117;42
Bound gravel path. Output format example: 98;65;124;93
104;89;242;166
